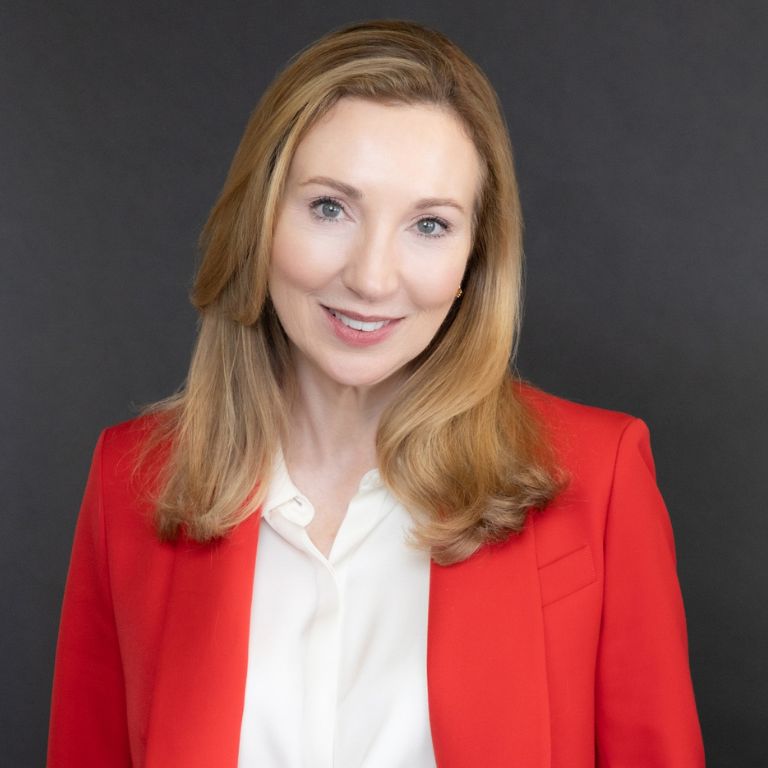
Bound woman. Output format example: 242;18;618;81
48;19;705;768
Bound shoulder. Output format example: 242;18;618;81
89;412;172;538
99;411;167;458
515;382;662;538
96;411;171;483
516;380;652;482
515;382;666;559
518;380;638;442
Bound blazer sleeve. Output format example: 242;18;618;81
47;430;132;767
595;417;705;766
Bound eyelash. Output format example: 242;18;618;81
309;196;451;239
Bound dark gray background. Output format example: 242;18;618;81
2;1;766;765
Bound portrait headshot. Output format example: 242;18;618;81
2;3;765;767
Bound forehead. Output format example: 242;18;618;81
287;97;483;203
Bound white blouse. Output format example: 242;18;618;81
237;453;436;768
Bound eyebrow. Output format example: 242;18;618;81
300;175;467;215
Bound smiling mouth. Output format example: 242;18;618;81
328;308;391;332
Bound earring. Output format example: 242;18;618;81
455;288;463;299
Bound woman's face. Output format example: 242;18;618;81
268;97;482;392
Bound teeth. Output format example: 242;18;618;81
331;310;389;332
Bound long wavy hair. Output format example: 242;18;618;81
138;19;563;565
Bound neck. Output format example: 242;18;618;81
283;357;404;472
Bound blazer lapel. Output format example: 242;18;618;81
143;514;260;768
142;510;550;767
427;518;551;767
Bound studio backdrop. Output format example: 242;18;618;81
2;2;766;766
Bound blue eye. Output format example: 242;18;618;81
311;197;344;221
416;217;449;238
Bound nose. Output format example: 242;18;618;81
341;226;400;301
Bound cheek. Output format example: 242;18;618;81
404;252;468;310
269;222;343;294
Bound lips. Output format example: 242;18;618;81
321;305;402;346
323;305;401;328
329;309;390;332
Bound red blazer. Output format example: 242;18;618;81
48;387;704;767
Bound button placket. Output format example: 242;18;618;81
302;554;344;767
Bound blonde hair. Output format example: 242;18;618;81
139;19;563;565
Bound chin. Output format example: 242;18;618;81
331;374;392;389
324;363;402;390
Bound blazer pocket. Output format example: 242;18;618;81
538;544;596;607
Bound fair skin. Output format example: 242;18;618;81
268;97;483;556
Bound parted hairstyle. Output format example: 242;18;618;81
139;19;563;565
